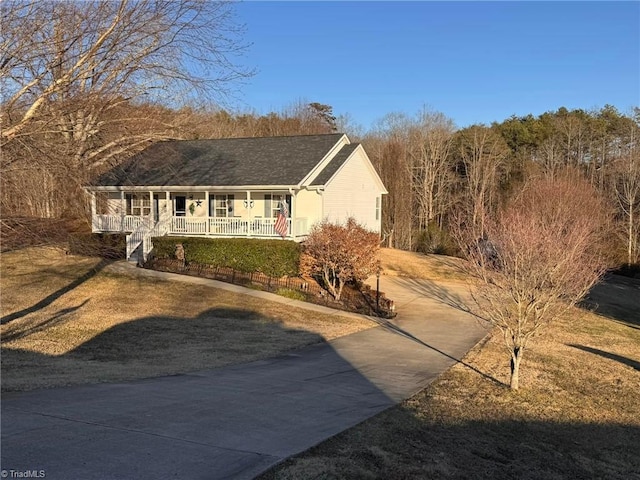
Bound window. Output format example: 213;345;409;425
126;194;151;216
210;194;234;217
264;194;291;218
375;196;380;221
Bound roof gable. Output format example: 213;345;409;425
91;134;346;188
310;143;359;186
312;143;388;194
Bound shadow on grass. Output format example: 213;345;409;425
258;410;640;480
67;307;325;363
1;259;111;325
568;344;640;371
1;307;327;391
1;299;91;343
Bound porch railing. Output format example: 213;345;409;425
95;214;300;239
92;214;150;233
171;217;208;234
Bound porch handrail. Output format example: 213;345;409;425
126;221;149;261
142;211;171;259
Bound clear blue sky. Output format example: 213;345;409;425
234;1;639;130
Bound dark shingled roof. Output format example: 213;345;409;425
311;143;359;186
91;133;346;187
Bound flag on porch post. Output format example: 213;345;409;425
274;200;289;238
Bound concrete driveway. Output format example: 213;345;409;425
1;275;488;480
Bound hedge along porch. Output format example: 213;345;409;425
85;133;387;261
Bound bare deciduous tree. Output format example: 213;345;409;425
1;0;250;218
456;125;509;237
612;152;640;266
408;109;456;231
457;173;610;390
365;113;414;250
1;0;249;142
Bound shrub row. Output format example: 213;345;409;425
68;233;126;259
151;236;300;277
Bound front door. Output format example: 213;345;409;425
175;196;186;216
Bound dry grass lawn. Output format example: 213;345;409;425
378;247;466;282
260;277;640;479
1;247;374;392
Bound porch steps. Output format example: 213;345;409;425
127;244;143;265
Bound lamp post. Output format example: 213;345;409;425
376;266;381;314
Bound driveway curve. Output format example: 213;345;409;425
1;274;488;480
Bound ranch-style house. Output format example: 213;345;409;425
85;133;387;261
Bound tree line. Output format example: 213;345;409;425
363;105;640;268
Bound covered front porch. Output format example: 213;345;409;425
89;188;309;241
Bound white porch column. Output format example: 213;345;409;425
246;190;252;237
120;190;125;232
290;190;296;240
149;191;154;225
165;192;171;232
90;191;97;232
204;191;210;234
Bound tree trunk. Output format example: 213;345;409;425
628;203;634;267
510;347;523;390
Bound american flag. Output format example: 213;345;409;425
274;200;289;238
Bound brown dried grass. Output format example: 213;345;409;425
1;247;374;392
378;247;467;282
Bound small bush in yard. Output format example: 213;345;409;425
275;288;307;301
414;222;458;256
304;218;380;301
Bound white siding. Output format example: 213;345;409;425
188;192;206;217
158;197;170;216
295;188;323;232
323;149;384;232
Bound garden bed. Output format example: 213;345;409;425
145;257;396;318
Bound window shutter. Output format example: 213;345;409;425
286;194;292;217
264;194;271;217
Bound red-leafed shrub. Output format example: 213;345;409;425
304;218;380;301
